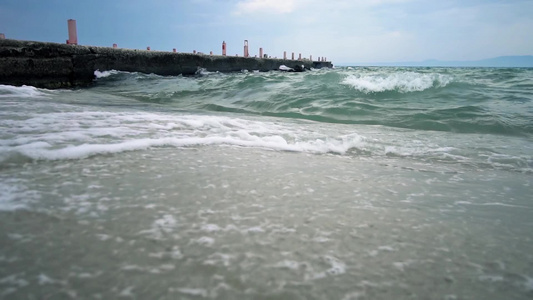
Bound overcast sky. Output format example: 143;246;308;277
1;0;531;64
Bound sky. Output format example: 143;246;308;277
0;0;532;64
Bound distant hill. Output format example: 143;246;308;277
343;56;533;67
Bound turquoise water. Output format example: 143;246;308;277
1;67;532;299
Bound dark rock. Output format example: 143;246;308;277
293;64;305;72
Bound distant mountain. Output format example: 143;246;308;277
343;56;533;68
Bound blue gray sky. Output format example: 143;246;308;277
1;0;532;64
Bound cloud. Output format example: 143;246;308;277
234;0;296;14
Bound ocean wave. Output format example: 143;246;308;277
1;109;530;173
341;72;453;93
9;134;365;161
0;112;367;162
0;84;49;98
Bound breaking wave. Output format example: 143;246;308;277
341;71;453;93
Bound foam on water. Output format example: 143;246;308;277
1;105;531;173
0;179;39;211
0;110;369;162
0;84;49;98
342;71;453;93
94;70;121;78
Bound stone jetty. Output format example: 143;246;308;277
0;39;333;89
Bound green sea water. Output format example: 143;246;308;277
1;67;532;299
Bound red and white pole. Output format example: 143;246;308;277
222;41;227;56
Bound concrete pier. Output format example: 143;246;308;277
0;39;333;89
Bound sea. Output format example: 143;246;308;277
1;66;532;299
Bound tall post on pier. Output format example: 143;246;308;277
284;51;287;60
292;52;295;60
259;48;263;58
222;41;227;56
298;53;302;60
67;19;78;45
244;40;249;58
0;33;5;40
310;55;312;61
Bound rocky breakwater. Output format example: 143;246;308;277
0;39;333;89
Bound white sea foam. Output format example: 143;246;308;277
201;224;222;232
2;107;505;169
138;214;178;239
0;84;48;98
1;111;369;162
153;214;177;230
342;72;453;93
195;68;214;76
0;180;39;211
306;255;347;280
273;260;300;270
175;288;209;297
37;273;56;285
195;236;215;246
94;70;120;78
